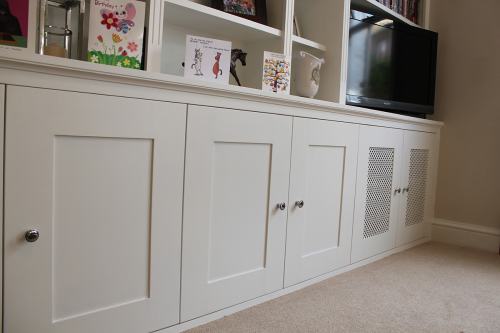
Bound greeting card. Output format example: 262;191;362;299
262;51;291;94
184;35;232;84
87;0;145;70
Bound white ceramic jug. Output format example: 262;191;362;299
294;51;325;98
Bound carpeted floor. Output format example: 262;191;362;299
185;242;500;333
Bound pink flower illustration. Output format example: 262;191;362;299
127;42;138;53
97;35;103;43
101;13;118;30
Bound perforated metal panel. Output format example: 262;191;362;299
363;147;395;239
405;149;429;227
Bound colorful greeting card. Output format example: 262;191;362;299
87;0;146;70
184;35;232;84
0;0;29;48
262;51;291;94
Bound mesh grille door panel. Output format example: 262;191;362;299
405;149;429;227
363;147;395;239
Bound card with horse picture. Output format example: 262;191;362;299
184;35;231;84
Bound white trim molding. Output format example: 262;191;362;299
433;218;500;253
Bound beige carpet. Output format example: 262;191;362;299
185;242;500;333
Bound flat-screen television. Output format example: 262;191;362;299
346;9;438;116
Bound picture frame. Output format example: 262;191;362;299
0;0;30;49
212;0;267;25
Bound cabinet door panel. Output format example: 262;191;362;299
4;87;186;333
0;84;4;333
351;126;403;263
285;118;359;286
182;106;292;321
396;131;436;246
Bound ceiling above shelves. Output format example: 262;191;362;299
163;0;282;42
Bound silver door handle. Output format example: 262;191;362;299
25;229;40;243
277;202;287;211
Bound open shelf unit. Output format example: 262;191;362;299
5;0;429;106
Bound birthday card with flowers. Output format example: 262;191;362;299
87;0;146;70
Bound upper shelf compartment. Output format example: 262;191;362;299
351;0;421;27
163;0;282;41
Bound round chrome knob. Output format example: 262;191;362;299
25;229;40;243
402;187;410;194
394;188;402;195
277;202;287;211
295;200;305;208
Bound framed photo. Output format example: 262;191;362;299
212;0;267;25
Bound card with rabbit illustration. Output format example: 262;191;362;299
184;35;231;84
87;0;146;70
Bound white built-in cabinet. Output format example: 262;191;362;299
351;126;436;263
181;108;360;320
0;84;4;333
3;87;186;333
181;106;293;321
396;131;436;246
284;118;358;287
1;84;439;333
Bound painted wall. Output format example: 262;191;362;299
429;0;500;229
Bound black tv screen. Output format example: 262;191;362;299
346;10;438;116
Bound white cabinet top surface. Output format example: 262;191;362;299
0;52;443;130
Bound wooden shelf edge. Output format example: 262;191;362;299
291;35;327;52
164;0;282;37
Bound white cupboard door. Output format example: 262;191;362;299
182;106;292;321
285;118;359;287
396;131;436;246
4;87;186;333
351;126;403;263
0;84;4;333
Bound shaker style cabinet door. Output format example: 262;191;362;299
396;131;436;246
0;84;4;333
181;106;292;321
285;118;359;287
4;87;186;333
351;125;403;263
